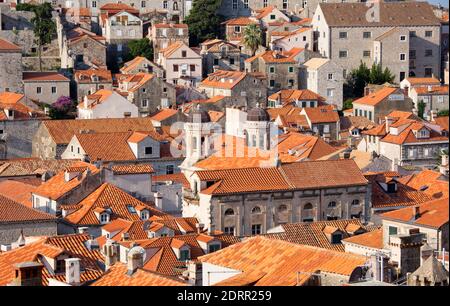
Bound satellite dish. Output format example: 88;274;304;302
128;246;147;263
142;221;151;231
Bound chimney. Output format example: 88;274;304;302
65;258;81;285
103;240;119;270
412;108;418;116
430;110;437;122
413;206;420;220
11;262;44;286
420;242;434;265
154;192;163;210
427;85;433;92
127;247;145;275
385;116;392;133
186;261;202;286
391;158;399;172
196;223;204;234
440;154;449;176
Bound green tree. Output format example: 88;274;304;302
184;0;224;46
30;3;56;71
438;109;449;117
242;24;262;56
345;62;395;98
15;3;36;11
343;99;354;110
125;38;154;62
417;100;426;119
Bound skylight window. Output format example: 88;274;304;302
127;205;137;214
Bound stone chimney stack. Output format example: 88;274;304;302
65;258;81;285
11;262;44;286
385;116;392;133
127;247;145;275
154;192;163;210
196;223;204;234
103;240;119;270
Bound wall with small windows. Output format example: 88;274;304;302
23;80;70;105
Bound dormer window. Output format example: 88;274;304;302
331;232;343;244
140;210;149;220
145;147;153;155
386;182;397;193
179;249;190;261
208;243;221;253
100;213;109;224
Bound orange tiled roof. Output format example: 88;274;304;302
362;123;387;136
120;233;240;276
199;236;367;286
0;159;77;178
42;117;156;145
433;116;449;132
74;68;112;83
0;233;104;286
353;87;399;106
150;108;178;122
22;72;69;82
75;132;137;161
196;159;366;195
111;164;154;175
272;27;311;42
0;92;45;120
118;72;154;93
264;219;378;252
414;85;449;95
342;228;383;249
268;89;325;106
222;17;258;26
0;194;55;223
381;120;448;145
255;5;276;19
200;70;247;89
398;170;449;199
301;105;339;123
365;172;433;209
381;197;449;229
404;77;441;85
120;56;149;73
100;3;139;14
246;48;303;63
91;262;188;286
0;179;37;207
33;161;100;200
0;38;21;51
64;183;167;225
153;173;190;188
159;41;186;58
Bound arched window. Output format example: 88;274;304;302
173;2;178;10
303;203;313;210
251;206;261;214
328;201;337;208
278;204;288;212
224;208;234;216
351;199;360;206
252;134;257;147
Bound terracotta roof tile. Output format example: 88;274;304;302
301;105;339;123
381;197;449;229
353;87;399;106
111;164;154;175
0;194;55;223
0;38;21;52
404;77;441;85
42;117;155;145
64;183;167;225
264;219;377;252
200;70;248;89
414;85;449;95
75;132;137;161
268;89;325;106
74;68;112;83
150;108;178;122
0;233;104;286
397;170;449;199
0;179;37;207
433;116;449;132
200;236;367;286
342;228;383;249
246;48;304;63
91;262;188;286
33;161;100;200
153;173;190;188
0;159;77;178
222;17;258;26
22;72;69;82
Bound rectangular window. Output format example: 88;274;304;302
251;224;262;235
409;50;416;59
163;1;168;9
224;227;235;235
400;53;406;61
363;50;371;57
339;31;348;39
208;244;221;253
425;49;433;57
145;147;153;155
283;0;288;9
288;66;294;73
339;50;348;58
327;88;334;97
51;86;57;94
425;68;433;77
263;0;268;7
244;0;249;8
92;0;97;8
425;30;433;37
166;165;174;174
400;35;406;41
409;31;416;38
181;50;187;57
173;64;179;72
234;26;241;33
269;66;275;73
141;0;145;8
190;64;195;71
269;80;275;87
363;31;371;39
327;73;333;80
232;0;238;9
229;58;235;65
37;87;42;94
388;226;398;236
270;14;276;20
179;250;190;261
142;99;148;107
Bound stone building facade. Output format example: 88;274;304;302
312;2;442;82
0;38;23;93
22;72;71;105
200;39;242;76
149;22;189;62
0;119;43;159
182;161;370;236
0;220;58;246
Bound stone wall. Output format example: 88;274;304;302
0;220;57;245
0;119;44;159
22;56;61;71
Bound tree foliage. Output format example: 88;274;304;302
30;3;56;71
242;24;262;56
344;62;395;98
16;3;37;11
438;109;449;117
417;100;426;119
124;38;154;62
184;0;224;46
